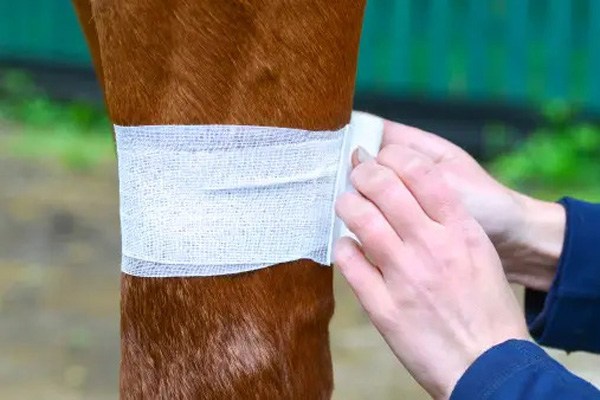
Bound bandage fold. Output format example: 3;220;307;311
117;124;346;277
116;112;383;277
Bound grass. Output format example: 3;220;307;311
486;101;600;202
0;70;114;172
0;124;114;172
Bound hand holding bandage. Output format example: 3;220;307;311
334;133;528;400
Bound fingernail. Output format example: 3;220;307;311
356;146;374;163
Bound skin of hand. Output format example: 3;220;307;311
335;145;529;400
374;121;566;292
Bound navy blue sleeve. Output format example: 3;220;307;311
450;340;600;400
526;197;600;353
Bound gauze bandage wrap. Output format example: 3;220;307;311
116;112;383;277
332;112;384;244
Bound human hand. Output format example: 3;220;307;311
335;145;529;400
377;121;565;291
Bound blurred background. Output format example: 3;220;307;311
1;0;599;399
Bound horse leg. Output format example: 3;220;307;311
73;1;366;398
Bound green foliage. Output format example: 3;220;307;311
0;70;113;172
489;101;600;199
3;128;114;172
0;70;110;131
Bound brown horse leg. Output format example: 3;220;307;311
73;1;366;398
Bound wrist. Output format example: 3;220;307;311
497;193;566;291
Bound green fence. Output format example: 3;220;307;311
0;0;90;67
1;0;599;112
357;0;600;112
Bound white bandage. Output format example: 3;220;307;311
116;111;383;277
331;111;384;246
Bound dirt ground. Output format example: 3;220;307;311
1;147;598;400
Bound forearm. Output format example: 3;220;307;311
524;197;600;353
451;340;600;400
496;193;566;292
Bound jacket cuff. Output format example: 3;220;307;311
526;197;600;353
450;340;548;400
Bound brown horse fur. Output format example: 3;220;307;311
72;1;366;398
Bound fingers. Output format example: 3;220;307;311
351;146;374;168
350;159;432;239
377;145;467;224
382;120;455;163
335;191;403;268
334;237;393;316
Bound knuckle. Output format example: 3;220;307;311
393;285;419;308
423;232;454;261
352;163;397;196
439;249;462;270
334;241;360;267
333;245;351;267
439;197;468;224
461;221;487;248
379;144;436;183
370;170;399;199
349;162;370;185
377;145;400;165
434;197;456;218
415;273;442;295
400;271;440;306
341;200;370;229
402;155;434;181
353;211;387;241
